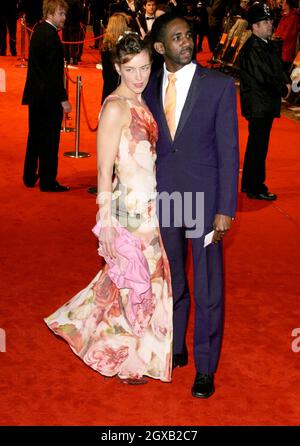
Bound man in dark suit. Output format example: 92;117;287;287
109;0;143;34
239;2;291;201
62;0;82;65
206;0;227;52
22;0;72;192
0;1;18;56
144;11;239;398
18;0;43;32
138;0;157;36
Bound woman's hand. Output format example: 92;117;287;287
99;226;117;259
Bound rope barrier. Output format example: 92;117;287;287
20;18;104;45
24;24;34;33
61;33;103;45
81;86;98;132
65;68;77;84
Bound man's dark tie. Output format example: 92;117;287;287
146;16;155;20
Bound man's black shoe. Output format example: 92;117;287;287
192;373;215;398
40;182;70;192
172;353;188;369
247;191;277;201
241;187;246;193
23;175;38;188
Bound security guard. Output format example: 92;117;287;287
239;2;291;201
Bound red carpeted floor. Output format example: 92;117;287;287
0;33;300;426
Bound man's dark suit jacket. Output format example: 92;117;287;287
109;0;143;34
22;21;67;107
138;14;150;36
144;62;239;230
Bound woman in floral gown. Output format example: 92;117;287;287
44;33;173;383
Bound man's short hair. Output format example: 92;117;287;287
143;0;157;5
43;0;68;19
151;10;189;44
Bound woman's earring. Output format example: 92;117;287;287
117;74;121;86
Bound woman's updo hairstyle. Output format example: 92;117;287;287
113;31;152;64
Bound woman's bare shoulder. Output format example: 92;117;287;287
100;95;130;123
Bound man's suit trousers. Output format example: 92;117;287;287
23;103;63;187
241;116;274;194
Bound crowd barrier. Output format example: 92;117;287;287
64;75;91;159
61;61;76;133
16;15;27;68
17;15;104;70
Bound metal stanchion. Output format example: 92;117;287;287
64;75;90;158
61;61;75;132
17;15;27;68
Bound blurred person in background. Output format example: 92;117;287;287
274;0;300;74
100;12;131;103
22;0;72;192
206;0;227;52
109;0;144;34
138;0;157;36
18;0;43;35
266;0;282;28
63;0;82;65
0;1;18;56
239;2;291;201
88;0;109;49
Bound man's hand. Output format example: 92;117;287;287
212;214;233;244
61;100;72;113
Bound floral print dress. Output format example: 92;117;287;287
44;96;173;382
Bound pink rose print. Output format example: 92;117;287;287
84;344;129;375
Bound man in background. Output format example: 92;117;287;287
139;0;157;35
22;0;72;192
239;2;291;200
0;1;18;56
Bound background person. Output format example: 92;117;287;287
22;0;72;192
100;13;131;104
239;1;291;200
0;1;18;56
274;0;300;74
138;0;157;35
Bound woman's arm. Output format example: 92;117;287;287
96;97;129;258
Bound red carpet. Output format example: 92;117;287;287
0;33;300;426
